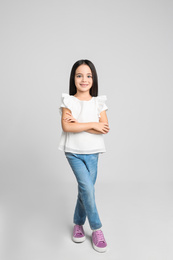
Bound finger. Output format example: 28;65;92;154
63;118;74;123
103;128;109;133
102;128;108;133
64;118;71;122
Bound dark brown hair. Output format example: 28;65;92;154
69;59;98;96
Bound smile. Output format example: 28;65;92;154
80;84;89;87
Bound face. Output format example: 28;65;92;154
74;64;93;94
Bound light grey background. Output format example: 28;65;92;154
0;0;173;260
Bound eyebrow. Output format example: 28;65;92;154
76;72;92;75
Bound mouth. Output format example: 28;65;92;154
80;84;89;87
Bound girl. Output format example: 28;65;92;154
59;59;110;253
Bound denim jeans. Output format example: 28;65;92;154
65;152;102;230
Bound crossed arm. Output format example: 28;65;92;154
61;107;110;135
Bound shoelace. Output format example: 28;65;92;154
75;225;83;235
94;230;105;243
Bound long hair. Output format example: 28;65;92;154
69;59;98;96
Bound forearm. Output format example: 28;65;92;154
62;121;95;133
86;129;103;135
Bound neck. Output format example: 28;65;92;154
74;91;92;101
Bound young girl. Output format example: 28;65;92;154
59;59;110;253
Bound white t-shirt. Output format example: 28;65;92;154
58;93;108;154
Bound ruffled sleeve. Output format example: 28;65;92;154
96;95;108;118
59;93;72;114
59;93;81;118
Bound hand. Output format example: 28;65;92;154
63;112;78;123
93;122;110;134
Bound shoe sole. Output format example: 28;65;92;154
72;236;86;243
92;242;107;253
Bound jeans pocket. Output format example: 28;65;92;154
90;153;99;160
65;152;77;159
65;152;71;157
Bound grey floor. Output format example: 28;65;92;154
1;181;173;260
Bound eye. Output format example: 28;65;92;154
88;75;92;78
76;75;82;78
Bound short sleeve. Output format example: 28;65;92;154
59;93;81;118
59;93;72;114
96;95;108;118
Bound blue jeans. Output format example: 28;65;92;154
65;152;102;230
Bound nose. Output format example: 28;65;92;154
82;75;87;82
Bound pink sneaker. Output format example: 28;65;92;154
92;230;107;253
72;225;85;243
